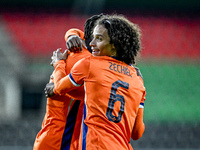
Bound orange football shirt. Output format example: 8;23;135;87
53;55;146;150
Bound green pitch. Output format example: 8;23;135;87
138;62;200;123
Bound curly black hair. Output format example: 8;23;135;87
96;14;142;65
83;13;104;52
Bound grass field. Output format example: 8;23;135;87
137;62;200;123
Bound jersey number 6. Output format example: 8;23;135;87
106;80;129;123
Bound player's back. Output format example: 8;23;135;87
82;56;145;150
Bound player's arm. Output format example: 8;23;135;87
46;48;75;97
44;80;85;100
45;59;76;97
132;90;146;140
65;28;86;52
65;28;85;40
45;49;90;98
132;67;146;140
50;29;85;66
131;107;145;140
53;57;89;96
53;60;77;95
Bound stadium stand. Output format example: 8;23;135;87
1;13;200;60
1;13;86;57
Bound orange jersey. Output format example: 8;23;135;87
33;28;91;150
33;74;71;150
53;55;146;150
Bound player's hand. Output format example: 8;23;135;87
66;35;86;52
50;48;69;66
44;82;55;98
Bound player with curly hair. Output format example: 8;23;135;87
97;14;141;65
46;14;146;150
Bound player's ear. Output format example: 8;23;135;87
111;44;115;49
111;44;117;56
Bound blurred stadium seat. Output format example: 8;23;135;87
2;13;200;60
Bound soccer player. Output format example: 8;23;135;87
46;14;146;150
33;14;103;150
